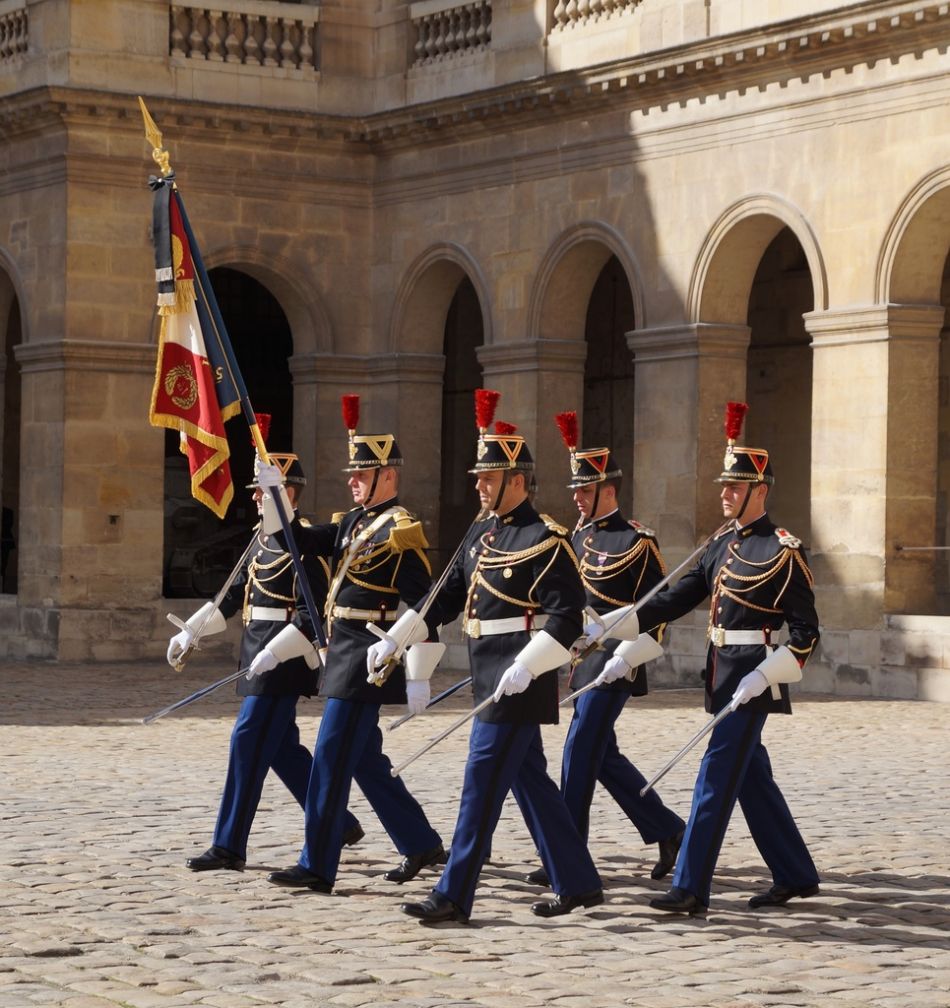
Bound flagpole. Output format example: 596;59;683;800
140;98;327;653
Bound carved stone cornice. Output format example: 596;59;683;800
14;339;156;374
1;3;945;155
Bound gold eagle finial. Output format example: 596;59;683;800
138;96;173;178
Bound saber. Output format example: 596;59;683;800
391;695;494;777
387;676;472;731
367;510;485;686
638;704;734;796
143;664;252;724
570;523;729;668
166;532;259;671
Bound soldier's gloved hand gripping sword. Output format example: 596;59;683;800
559;522;730;708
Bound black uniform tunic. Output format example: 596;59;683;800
636;514;819;714
422;499;585;724
570;510;666;696
289;498;433;706
218;517;328;698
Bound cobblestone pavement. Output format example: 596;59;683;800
1;660;947;1008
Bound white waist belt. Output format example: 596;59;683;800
331;605;398;622
247;605;294;622
708;627;770;647
465;615;548;639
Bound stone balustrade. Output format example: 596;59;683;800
410;0;492;66
552;0;642;31
170;1;318;70
0;2;27;62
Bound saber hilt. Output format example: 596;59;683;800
367;510;485;687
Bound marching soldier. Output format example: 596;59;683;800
386;390;603;923
262;396;445;894
522;413;686;889
636;402;820;915
167;450;364;872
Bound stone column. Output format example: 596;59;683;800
476;339;587;514
368;352;446;539
805;304;945;626
290;352;371;521
626;323;750;554
13;338;161;659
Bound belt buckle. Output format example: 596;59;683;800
711;626;725;647
467;618;481;640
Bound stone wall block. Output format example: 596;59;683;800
918;668;950;703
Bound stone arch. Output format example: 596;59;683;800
389;242;492;354
0;250;26;596
529;221;646;340
203;243;333;355
877;166;950;305
689;194;828;324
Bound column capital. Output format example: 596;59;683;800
626;323;751;363
477;339;586;376
290;351;445;386
804;304;946;348
14;340;155;375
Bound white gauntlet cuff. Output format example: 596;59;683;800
514;630;572;679
267;624;318;666
757;644;803;686
614;635;663;667
261;485;294;535
185;602;226;637
600;604;640;642
404;642;446;682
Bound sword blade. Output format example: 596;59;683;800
390;695;494;777
142;665;251;724
638;704;734;797
387;676;472;731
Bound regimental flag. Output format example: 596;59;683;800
148;182;240;518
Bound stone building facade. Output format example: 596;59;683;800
1;0;948;700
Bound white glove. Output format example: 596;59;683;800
166;628;194;667
730;669;769;709
256;461;284;488
493;661;532;702
366;637;397;679
247;648;279;679
406;679;430;716
594;654;631;687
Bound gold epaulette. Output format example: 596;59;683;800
539;514;569;536
299;516;312;527
331;511;347;524
628;518;657;538
387;512;430;553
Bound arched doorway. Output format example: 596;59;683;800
746;227;814;541
1;289;21;594
438;276;484;568
162;267;294;597
934;251;950;611
583;254;637;512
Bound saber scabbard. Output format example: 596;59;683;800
390;695;494;777
639;703;734;797
387;675;472;731
143;665;251;724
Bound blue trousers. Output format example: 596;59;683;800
673;707;819;905
212;694;358;861
299;697;441;884
561;689;685;844
435;719;601;917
